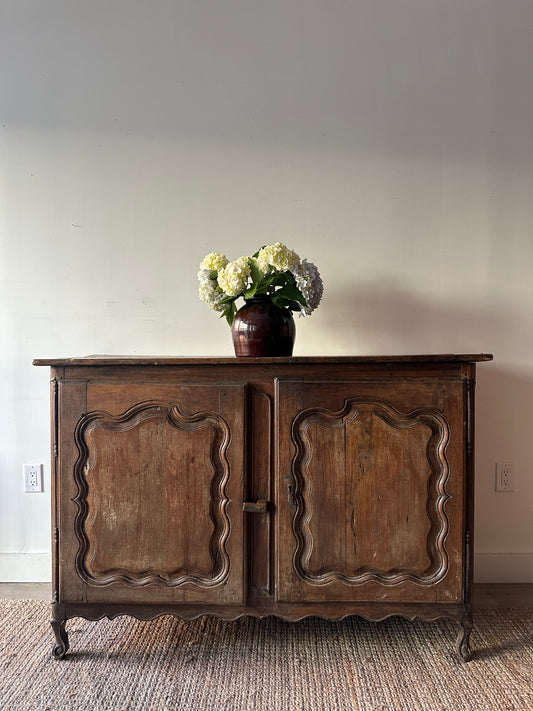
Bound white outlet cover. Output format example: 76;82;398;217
23;464;43;492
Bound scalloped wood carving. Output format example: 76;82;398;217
73;401;232;588
290;398;451;586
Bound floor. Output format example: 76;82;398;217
0;583;51;600
0;583;531;606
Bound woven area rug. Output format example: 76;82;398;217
1;601;532;711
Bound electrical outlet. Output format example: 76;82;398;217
23;464;43;493
495;461;514;492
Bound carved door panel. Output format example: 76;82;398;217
275;379;466;603
58;381;246;605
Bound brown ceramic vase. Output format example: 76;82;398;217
232;295;296;357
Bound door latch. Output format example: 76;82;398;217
242;500;268;513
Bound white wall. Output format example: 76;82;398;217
1;1;532;582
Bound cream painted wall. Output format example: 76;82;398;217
1;1;532;582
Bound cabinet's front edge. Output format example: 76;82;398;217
49;366;67;605
464;365;476;611
50;371;60;604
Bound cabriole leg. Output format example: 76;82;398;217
455;608;473;661
51;605;69;660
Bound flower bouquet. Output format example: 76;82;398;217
198;242;323;326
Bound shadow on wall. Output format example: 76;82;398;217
475;367;533;473
321;283;513;355
476;366;533;459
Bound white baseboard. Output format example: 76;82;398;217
0;552;531;584
0;553;51;582
474;553;533;583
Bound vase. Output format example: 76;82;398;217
232;295;296;357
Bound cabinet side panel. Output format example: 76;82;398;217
57;380;88;603
50;374;59;602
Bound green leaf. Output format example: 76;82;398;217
244;258;264;298
273;284;306;305
221;301;237;326
261;274;277;289
271;294;298;311
249;258;263;285
219;294;236;305
270;272;290;288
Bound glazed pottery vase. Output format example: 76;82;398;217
232;295;295;357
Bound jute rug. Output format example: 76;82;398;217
1;601;531;711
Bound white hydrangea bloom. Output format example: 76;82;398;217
257;242;300;273
217;257;251;297
198;269;225;312
199;252;228;272
291;259;324;315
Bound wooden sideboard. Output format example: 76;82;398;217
34;354;492;660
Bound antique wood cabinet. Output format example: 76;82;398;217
34;354;492;660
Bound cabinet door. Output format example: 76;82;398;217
275;379;466;604
58;381;246;605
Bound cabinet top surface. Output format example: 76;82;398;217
33;354;493;367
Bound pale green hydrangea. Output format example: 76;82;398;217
198;269;225;311
291;259;323;315
256;242;300;274
199;252;228;272
217;256;251;297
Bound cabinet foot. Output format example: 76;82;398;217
455;615;473;661
51;611;69;660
